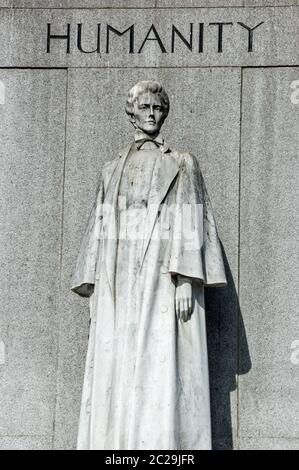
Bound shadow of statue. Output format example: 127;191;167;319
205;242;251;450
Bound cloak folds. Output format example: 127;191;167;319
71;141;227;450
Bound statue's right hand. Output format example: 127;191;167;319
175;276;193;322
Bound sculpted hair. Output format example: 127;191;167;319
125;80;170;117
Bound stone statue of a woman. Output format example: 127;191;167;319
71;80;227;450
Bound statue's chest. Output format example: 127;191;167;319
119;149;158;208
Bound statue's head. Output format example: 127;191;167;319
125;80;169;136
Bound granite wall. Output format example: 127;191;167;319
0;1;298;450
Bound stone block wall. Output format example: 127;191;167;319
0;1;298;450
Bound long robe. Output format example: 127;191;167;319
71;138;227;450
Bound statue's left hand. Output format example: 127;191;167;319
175;275;193;322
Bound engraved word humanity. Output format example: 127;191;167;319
46;22;264;55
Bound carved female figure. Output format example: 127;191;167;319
71;80;227;450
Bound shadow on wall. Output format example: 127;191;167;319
205;243;251;450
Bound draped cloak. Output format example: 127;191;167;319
71;138;227;450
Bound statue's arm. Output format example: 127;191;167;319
71;173;104;298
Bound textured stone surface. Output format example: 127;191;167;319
0;0;297;452
0;7;298;67
0;69;66;439
238;438;299;450
244;1;298;6
157;0;243;6
239;68;299;439
0;436;52;450
9;0;294;6
13;0;155;7
0;1;12;7
53;67;240;449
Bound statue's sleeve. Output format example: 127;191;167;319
168;153;227;287
71;175;104;297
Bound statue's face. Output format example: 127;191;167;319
131;92;167;135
